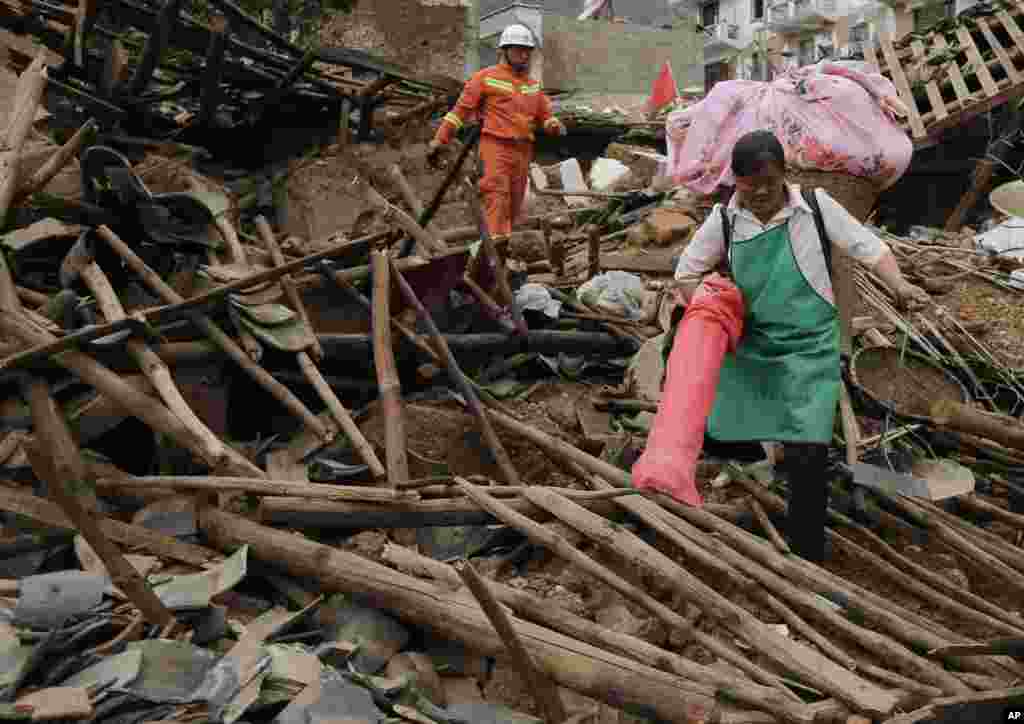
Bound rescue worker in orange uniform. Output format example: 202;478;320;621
427;24;566;243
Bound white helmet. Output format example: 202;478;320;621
498;24;536;48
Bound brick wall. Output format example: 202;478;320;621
320;0;468;81
541;15;702;92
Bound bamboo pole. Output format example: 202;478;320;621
464;177;515;311
827;507;1024;637
96;225;334;444
390;259;521;486
454;560;567;724
482;405;632;487
880;492;1024;597
451;479;824;696
77;261;262;477
660;493;1022;682
381;544;819;724
372;250;409;488
254;218;385;479
95;475;417;501
198;506;780;724
519;486;905;714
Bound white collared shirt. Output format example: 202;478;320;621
673;184;889;305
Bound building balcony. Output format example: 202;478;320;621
766;0;838;32
703;20;744;50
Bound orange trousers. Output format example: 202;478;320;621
478;135;532;239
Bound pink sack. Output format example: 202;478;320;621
631;275;745;506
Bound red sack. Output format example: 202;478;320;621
631;274;745;506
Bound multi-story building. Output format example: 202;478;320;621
693;0;980;91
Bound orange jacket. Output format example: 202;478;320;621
434;63;563;145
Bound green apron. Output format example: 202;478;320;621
707;219;840;444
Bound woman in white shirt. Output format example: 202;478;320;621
672;130;928;563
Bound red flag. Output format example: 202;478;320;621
645;61;679;115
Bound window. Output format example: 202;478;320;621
849;22;869;42
752;0;764;20
913;0;954;31
701;1;719;28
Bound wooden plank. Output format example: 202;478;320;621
956;26;999;97
863;40;882;72
977;17;1022;85
878;33;926;139
932;34;972;103
911;39;949;122
997;8;1024;58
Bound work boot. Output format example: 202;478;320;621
781;443;830;564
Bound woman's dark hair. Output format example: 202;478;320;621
731;130;786;177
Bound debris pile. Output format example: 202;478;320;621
4;12;1024;724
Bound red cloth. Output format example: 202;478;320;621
644;61;679;115
631;275;745;506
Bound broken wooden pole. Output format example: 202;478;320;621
97;225;334;444
482;406;633;487
746;495;790;554
254;216;321;359
0;485;217;566
258;493;619;528
390;259;521;486
451;479;798;694
96;475;415;501
24;415;174;628
198;13;229;127
0;256;259;477
78;261;261;477
372;250;409;488
827;507;1024;637
0;52;47;226
198;506;779;724
384;544;818;723
464;178;517;315
662;496;1020;684
14;119;97;203
945;159;996;232
520;486;902;715
455;560;568;724
254;219;385;479
387;163;424;220
932;399;1024;454
354;176;446;256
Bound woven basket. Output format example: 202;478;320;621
786;168;880;223
788;169;881;355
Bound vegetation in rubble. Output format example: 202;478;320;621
180;0;357;46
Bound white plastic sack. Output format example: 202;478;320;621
589;158;632;192
516;283;561;318
975;217;1024;260
578;271;647;320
